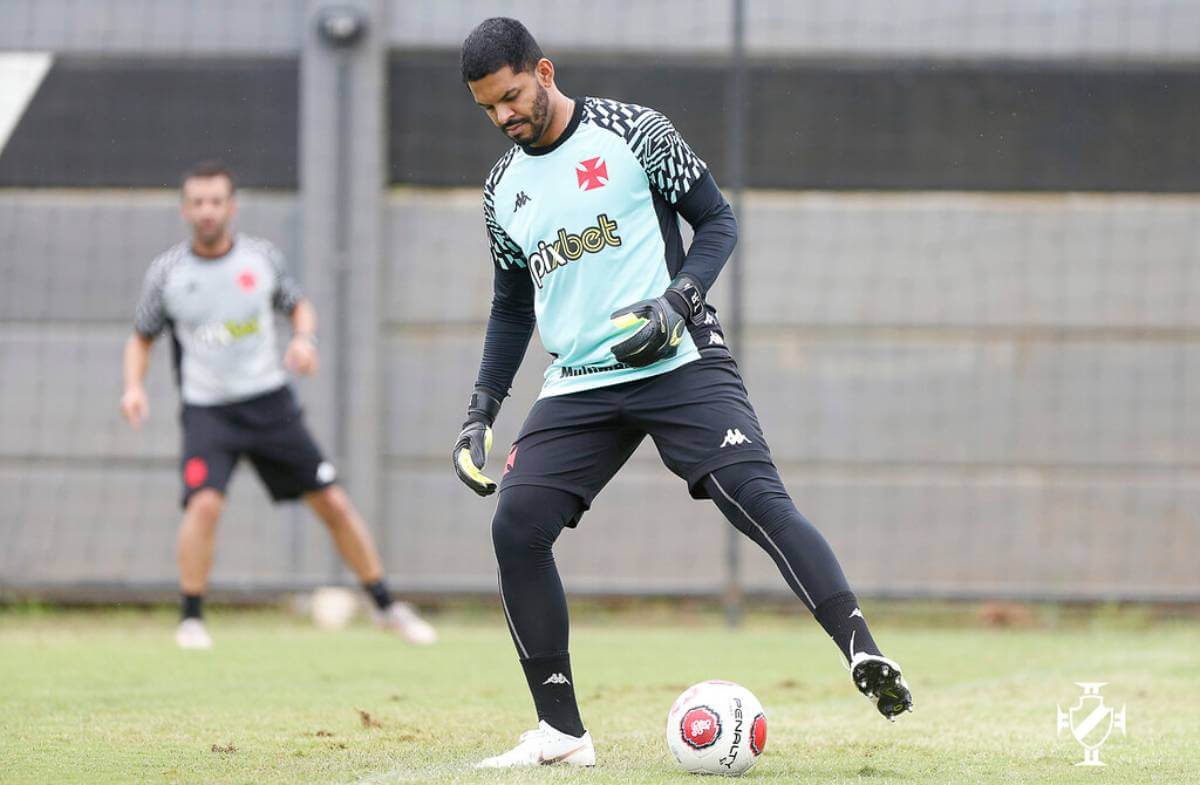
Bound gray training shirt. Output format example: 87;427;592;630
133;234;303;406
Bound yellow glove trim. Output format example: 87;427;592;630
668;320;685;347
455;426;496;490
611;312;645;330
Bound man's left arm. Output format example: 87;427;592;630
264;240;319;376
609;111;738;366
285;299;319;376
673;173;738;289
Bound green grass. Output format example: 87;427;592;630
2;605;1198;784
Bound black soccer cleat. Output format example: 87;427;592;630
850;653;913;721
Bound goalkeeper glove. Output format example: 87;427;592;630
609;274;705;368
452;388;502;496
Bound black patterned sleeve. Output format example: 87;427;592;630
262;240;304;315
631;109;708;205
483;187;527;272
474;175;535;401
133;257;170;339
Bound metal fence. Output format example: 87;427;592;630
1;1;1197;602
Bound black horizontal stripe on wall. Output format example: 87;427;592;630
390;51;1200;192
3;54;1194;192
0;57;298;189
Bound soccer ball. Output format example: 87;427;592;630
666;680;767;775
310;586;359;630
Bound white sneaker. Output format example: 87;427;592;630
175;618;213;650
475;721;595;768
374;602;437;645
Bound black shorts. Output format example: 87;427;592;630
179;386;336;508
499;354;774;517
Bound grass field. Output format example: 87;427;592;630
2;603;1197;784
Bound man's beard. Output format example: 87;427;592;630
194;224;227;246
504;83;551;145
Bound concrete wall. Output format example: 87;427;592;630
4;0;1198;60
3;188;1196;598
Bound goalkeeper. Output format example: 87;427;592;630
454;18;914;769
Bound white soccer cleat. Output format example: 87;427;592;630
475;721;595;768
374;601;437;645
175;618;213;650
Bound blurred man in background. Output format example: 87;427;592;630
451;18;912;768
120;161;435;650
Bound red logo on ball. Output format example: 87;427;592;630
680;706;722;750
576;156;608;191
184;457;208;488
750;712;767;756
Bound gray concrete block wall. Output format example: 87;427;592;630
734;467;1200;599
5;1;1197;60
0;0;303;55
385;0;1200;60
2;188;1197;599
380;188;1199;600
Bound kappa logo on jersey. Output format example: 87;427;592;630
528;213;622;289
504;445;518;476
237;270;257;291
513;191;532;212
720;428;753;448
576;156;608;191
680;706;722;750
316;461;337;484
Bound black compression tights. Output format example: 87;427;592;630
492;461;870;662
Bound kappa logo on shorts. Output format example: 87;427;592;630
720;428;753;448
316;461;337;484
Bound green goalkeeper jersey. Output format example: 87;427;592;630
483;96;716;398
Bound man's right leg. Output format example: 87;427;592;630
178;488;224;597
478;484;596;768
492;485;587;731
175;488;224;649
477;387;644;767
175;403;238;648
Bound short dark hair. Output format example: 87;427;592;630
181;160;237;194
461;17;543;83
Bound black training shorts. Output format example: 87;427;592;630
178;386;335;507
498;353;774;514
